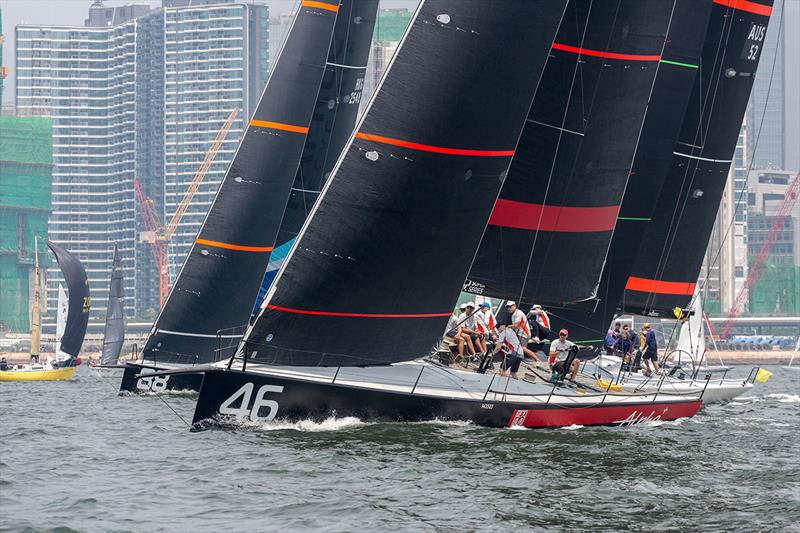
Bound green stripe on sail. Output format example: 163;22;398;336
617;216;652;221
659;59;699;69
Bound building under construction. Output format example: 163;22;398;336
0;115;53;333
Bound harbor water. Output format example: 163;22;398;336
1;366;798;532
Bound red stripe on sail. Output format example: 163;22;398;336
551;42;661;62
625;277;696;296
489;199;619;232
713;0;772;16
266;304;451;318
355;132;515;157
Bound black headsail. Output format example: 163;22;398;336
244;0;568;367
253;0;380;310
101;244;125;365
141;0;341;364
465;0;677;307
543;0;715;342
621;0;775;317
46;241;90;360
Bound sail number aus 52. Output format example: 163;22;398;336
219;382;284;421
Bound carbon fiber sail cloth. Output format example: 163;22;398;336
621;0;775;317
141;0;342;364
245;0;568;366
466;0;677;306
46;241;90;359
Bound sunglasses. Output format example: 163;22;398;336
559;333;566;337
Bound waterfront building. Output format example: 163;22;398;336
747;170;800;315
0;114;53;333
15;0;268;321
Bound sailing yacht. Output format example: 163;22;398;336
1;239;90;381
119;0;380;395
175;0;708;430
90;245;125;368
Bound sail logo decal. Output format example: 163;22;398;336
266;304;451;319
219;382;284;421
250;120;310;134
489;199;619;233
196;238;273;253
355;132;515;157
463;279;485;294
625;277;696;296
713;0;772;16
551;43;660;62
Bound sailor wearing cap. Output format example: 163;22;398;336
458;302;486;354
505;301;539;362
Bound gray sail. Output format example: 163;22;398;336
100;244;125;364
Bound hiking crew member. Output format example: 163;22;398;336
642;323;659;375
458;302;486;354
528;304;551;340
475;302;497;338
493;324;524;379
549;329;580;381
445;308;474;360
506;301;538;361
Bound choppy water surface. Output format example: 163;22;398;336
1;366;798;532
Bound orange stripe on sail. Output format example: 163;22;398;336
713;0;772;16
301;0;339;12
625;276;696;296
196;239;273;253
250;120;309;134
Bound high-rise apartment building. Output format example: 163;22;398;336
15;0;268;321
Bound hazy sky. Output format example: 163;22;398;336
0;0;418;105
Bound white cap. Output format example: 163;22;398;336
459;303;467;309
466;301;475;308
532;304;542;309
506;301;516;307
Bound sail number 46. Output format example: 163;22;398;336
219;382;284;422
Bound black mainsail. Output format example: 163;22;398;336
540;0;715;341
140;0;342;364
465;0;678;307
621;0;775;317
46;241;90;360
243;0;568;367
254;0;380;309
100;244;125;365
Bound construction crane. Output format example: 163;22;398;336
136;107;240;305
721;172;800;339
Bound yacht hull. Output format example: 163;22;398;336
191;366;702;430
0;366;75;382
120;362;203;394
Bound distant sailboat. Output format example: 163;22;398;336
100;244;125;365
1;239;90;381
783;339;800;371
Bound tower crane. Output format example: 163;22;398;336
136;107;240;305
721;172;799;338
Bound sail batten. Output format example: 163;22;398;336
244;0;569;367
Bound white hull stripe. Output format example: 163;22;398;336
673;151;732;164
526;119;584;136
326;62;367;70
157;329;242;339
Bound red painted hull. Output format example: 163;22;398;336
508;401;702;428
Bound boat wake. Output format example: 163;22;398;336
733;393;800;404
767;393;800;403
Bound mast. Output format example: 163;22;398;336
140;0;345;365
30;236;41;361
243;0;568;367
621;0;775;317
466;0;679;308
100;244;125;365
